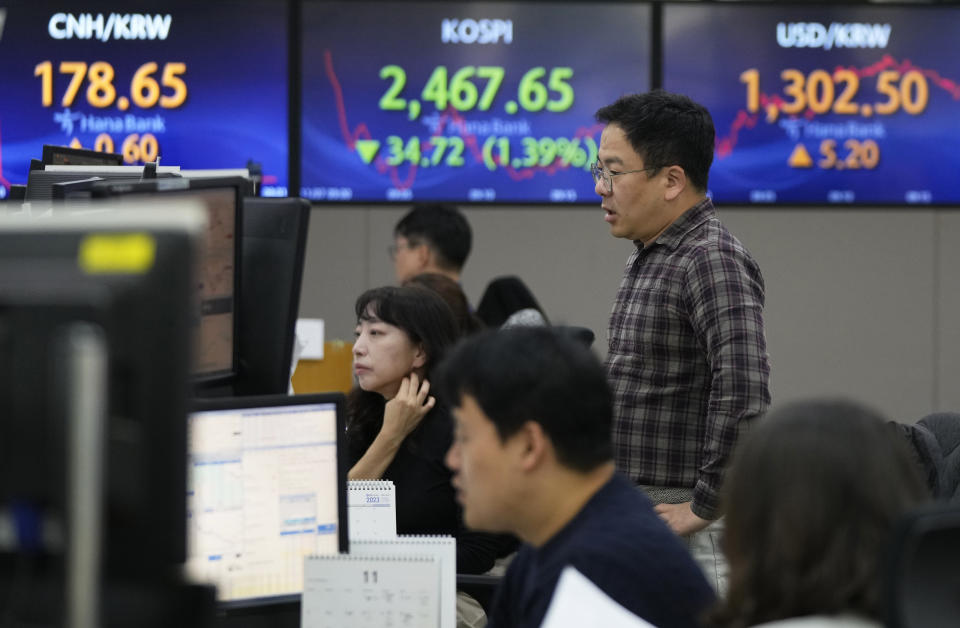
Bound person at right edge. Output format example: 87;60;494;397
593;89;772;595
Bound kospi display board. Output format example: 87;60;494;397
300;2;651;204
0;1;289;198
663;4;960;205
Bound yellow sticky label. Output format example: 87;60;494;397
79;233;156;274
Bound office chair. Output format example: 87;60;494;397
476;275;548;328
885;502;960;628
554;325;596;349
917;412;960;502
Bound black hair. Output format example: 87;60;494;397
403;272;484;337
475;275;548;328
436;327;612;472
595;89;715;192
394;204;472;272
345;286;459;462
710;399;930;627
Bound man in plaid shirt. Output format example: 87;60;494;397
592;90;771;594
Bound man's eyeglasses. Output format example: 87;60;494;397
590;162;661;194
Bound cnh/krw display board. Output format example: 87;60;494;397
0;1;289;199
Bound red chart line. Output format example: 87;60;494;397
715;56;960;159
324;50;600;190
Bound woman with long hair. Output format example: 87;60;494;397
346;285;505;575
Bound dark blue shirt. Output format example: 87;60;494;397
346;399;513;573
487;473;715;628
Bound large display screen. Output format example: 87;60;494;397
300;1;651;204
0;1;289;199
663;4;960;205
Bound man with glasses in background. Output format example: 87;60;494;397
390;203;472;284
593;90;771;595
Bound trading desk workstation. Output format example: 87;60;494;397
1;159;335;626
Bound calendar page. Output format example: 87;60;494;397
302;554;439;628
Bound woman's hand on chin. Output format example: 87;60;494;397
382;373;436;441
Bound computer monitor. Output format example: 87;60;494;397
51;176;107;200
91;177;245;383
25;165;182;201
181;170;258;197
234;197;311;397
186;393;348;605
41;144;123;167
0;203;203;582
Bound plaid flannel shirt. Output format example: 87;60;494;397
605;198;771;520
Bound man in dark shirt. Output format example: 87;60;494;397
391;203;472;283
436;328;715;628
593;90;771;593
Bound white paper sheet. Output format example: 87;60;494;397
540;566;657;628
